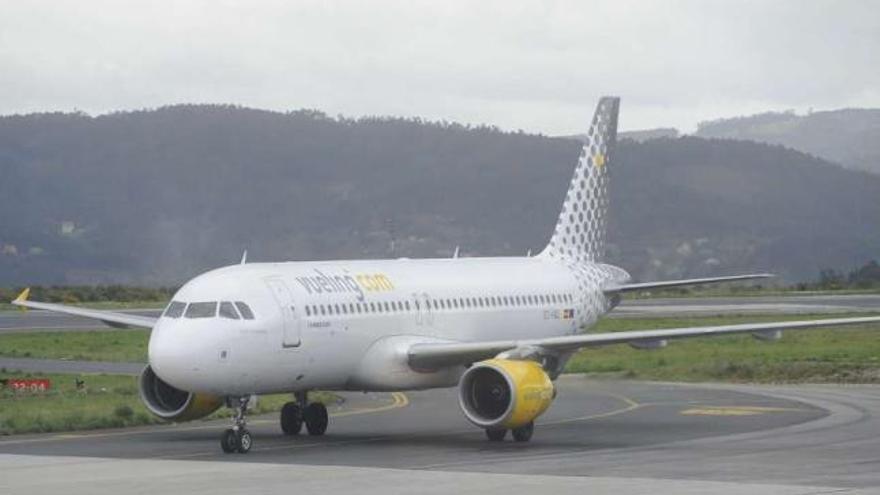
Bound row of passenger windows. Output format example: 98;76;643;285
304;293;573;317
163;300;256;320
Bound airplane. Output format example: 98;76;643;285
12;97;880;454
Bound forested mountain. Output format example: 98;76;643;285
695;109;880;174
1;105;878;286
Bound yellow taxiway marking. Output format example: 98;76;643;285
680;405;802;416
334;392;409;417
543;391;641;426
0;392;409;446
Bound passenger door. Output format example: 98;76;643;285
413;292;434;327
264;277;301;348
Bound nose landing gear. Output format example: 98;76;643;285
280;391;328;436
220;396;253;454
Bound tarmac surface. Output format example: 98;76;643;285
2;294;879;493
2;378;880;494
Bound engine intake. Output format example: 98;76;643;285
458;359;554;429
139;365;223;421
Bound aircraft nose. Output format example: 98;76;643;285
148;322;205;388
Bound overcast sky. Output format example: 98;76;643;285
1;0;877;134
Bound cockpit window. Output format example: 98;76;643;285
235;301;255;320
164;301;186;319
219;301;240;320
185;301;217;319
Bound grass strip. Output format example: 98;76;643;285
0;370;336;436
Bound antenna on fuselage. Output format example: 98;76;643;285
453;246;460;258
385;218;396;257
240;250;248;265
527;249;532;257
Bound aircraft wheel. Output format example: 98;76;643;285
485;428;507;442
220;428;238;453
304;402;328;436
280;402;303;435
236;429;253;454
511;421;534;442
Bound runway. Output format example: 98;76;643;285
2;377;879;494
0;308;160;333
613;293;880;317
1;294;877;334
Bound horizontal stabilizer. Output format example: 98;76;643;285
604;273;774;294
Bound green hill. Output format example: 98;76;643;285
1;105;878;285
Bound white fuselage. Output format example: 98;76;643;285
148;256;627;396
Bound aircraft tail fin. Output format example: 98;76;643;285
540;96;619;264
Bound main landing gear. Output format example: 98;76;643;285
221;396;253;454
280;391;329;437
485;421;534;443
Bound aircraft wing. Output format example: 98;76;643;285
408;315;880;370
604;273;774;294
10;288;158;329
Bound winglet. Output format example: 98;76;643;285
13;287;30;303
13;287;30;312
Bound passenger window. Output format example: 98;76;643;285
164;301;186;319
233;302;255;320
405;301;411;311
186;301;217;319
384;302;390;312
219;301;240;320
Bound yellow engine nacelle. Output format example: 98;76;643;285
458;359;555;430
139;365;223;422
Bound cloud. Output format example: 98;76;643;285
1;0;877;133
